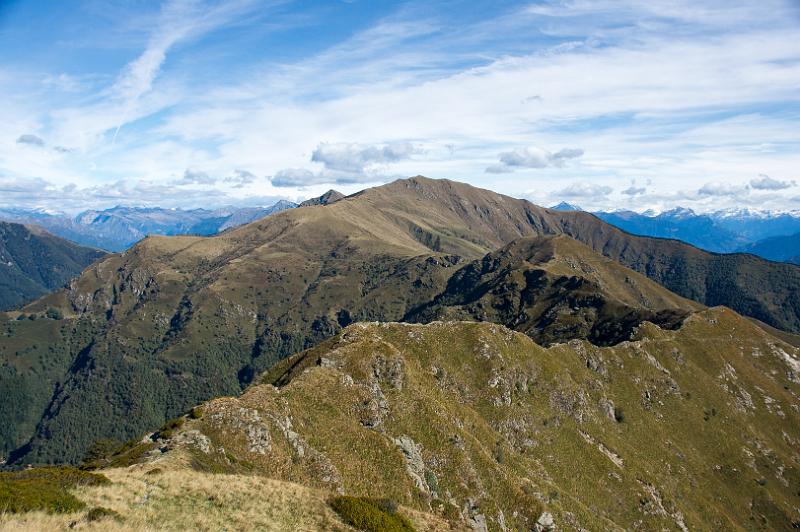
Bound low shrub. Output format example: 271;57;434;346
85;506;122;522
45;307;63;320
156;417;185;440
422;472;439;497
329;496;414;532
0;467;110;514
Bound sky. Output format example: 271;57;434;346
1;0;799;214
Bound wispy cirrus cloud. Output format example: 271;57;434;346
1;0;799;212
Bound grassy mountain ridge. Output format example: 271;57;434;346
82;307;800;530
0;222;105;310
2;176;799;466
350;177;800;333
405;235;700;346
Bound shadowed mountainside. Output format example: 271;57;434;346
738;232;800;265
0;222;105;311
406;235;699;346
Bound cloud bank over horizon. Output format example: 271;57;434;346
1;0;799;213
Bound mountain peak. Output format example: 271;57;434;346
299;189;345;207
549;201;583;211
659;206;697;219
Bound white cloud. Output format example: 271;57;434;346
311;142;420;173
749;174;796;190
270;167;383;188
487;146;584;173
175;169;216;185
271;168;317;188
0;175;286;213
224;169;259;188
16;134;45;147
1;0;799;212
621;179;647;196
555;182;614;198
698;181;750;196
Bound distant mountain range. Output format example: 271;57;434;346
4;197;799;265
3;176;800;468
553;203;800;263
0;222;106;310
0;201;298;252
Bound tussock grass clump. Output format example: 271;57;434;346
0;467;110;513
85;506;122;522
329;496;414;532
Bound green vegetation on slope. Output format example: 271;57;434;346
330;496;416;532
0;467;109;513
0;222;105;310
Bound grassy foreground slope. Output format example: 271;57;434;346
3;176;800;466
0;460;453;531
92;307;800;531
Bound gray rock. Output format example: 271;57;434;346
534;511;555;531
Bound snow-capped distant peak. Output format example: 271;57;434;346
708;207;800;220
659;207;697;219
549;201;583;211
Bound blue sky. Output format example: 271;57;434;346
1;0;799;213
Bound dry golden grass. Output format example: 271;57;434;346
0;460;345;531
0;454;453;531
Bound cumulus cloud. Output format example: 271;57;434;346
311;142;419;173
268;140;421;187
16;134;45;147
622;185;646;196
175;169;216;185
270;167;381;188
749;174;795;190
223;169;258;188
698;182;750;197
486;146;583;173
555;181;613;198
621;179;647;196
271;168;318;187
